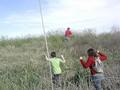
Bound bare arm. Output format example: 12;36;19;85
61;55;65;63
45;56;50;61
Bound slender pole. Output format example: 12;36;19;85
38;0;54;90
38;0;49;56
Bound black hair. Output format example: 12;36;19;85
87;48;97;57
51;52;56;58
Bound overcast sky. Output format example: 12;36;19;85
0;0;120;38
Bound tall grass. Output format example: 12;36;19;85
0;29;120;90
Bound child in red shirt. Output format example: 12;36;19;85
64;27;72;41
80;48;107;90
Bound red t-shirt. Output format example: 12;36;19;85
65;30;72;37
80;52;107;75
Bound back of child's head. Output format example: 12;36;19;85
87;48;97;57
51;52;56;58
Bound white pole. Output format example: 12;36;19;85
38;0;54;90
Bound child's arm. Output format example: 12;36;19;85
61;55;65;63
80;56;93;68
45;56;50;61
97;51;107;61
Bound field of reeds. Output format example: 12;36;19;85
0;29;120;90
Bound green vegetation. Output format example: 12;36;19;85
0;30;120;90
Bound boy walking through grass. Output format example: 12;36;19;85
46;51;65;87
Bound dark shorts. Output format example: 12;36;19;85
52;74;61;87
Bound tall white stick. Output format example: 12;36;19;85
38;0;54;90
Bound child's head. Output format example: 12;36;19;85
87;48;97;57
67;27;70;31
51;52;56;58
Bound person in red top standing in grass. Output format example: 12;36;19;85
80;48;107;90
64;27;73;41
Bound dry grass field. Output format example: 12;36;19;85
0;29;120;90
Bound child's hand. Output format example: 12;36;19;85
97;50;100;53
45;56;48;59
80;56;83;60
61;55;65;59
61;55;65;63
61;55;63;58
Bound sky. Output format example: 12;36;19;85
0;0;120;38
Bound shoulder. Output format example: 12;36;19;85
49;58;56;61
56;58;62;61
51;58;61;61
54;58;63;62
88;56;94;60
88;56;95;64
